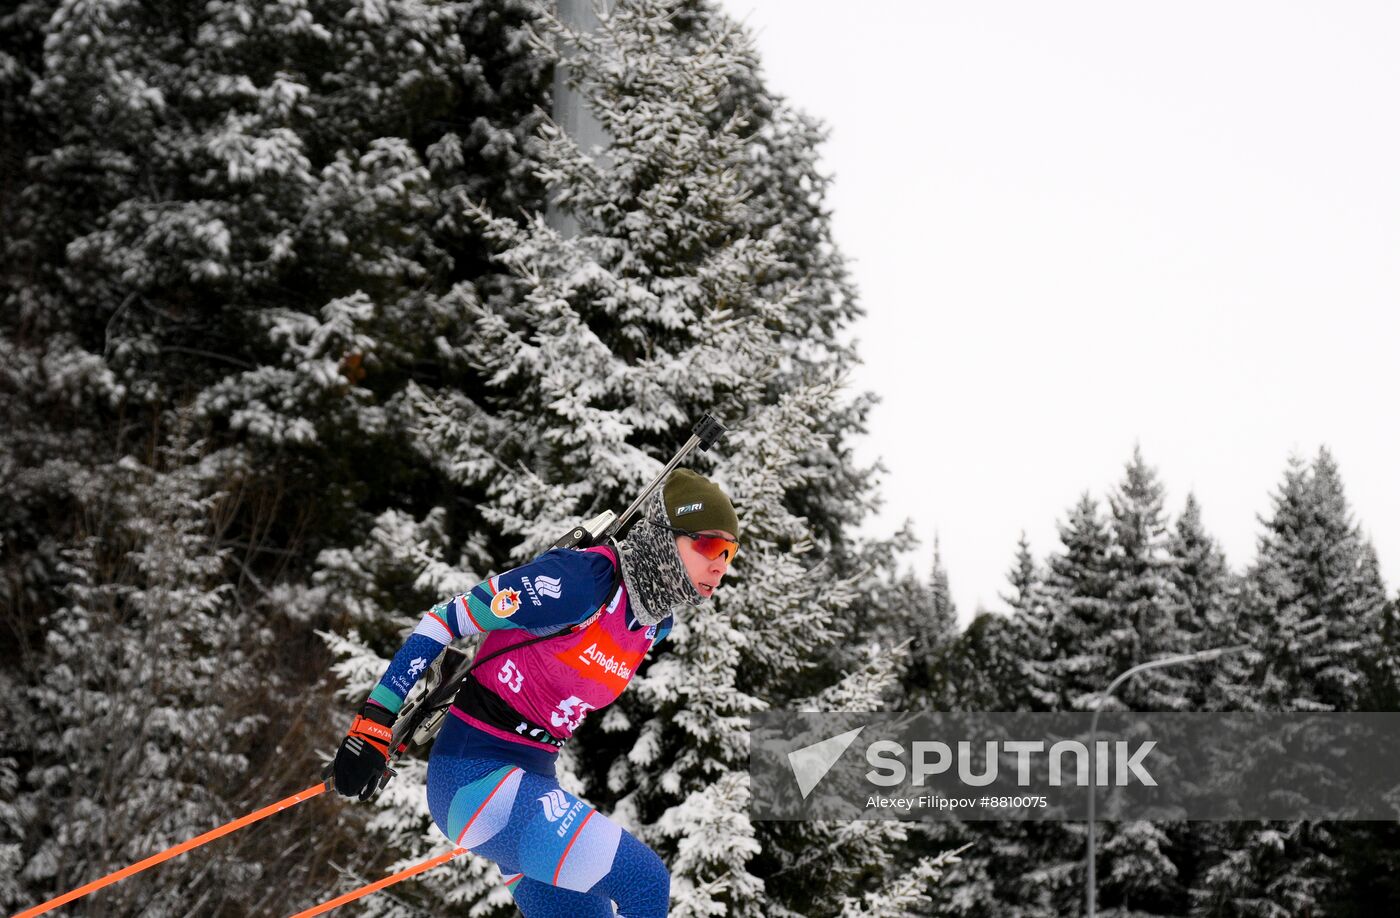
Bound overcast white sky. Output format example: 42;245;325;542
718;0;1400;622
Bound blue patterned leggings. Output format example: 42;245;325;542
426;733;669;916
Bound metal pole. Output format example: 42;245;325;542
286;847;469;918
548;0;613;238
12;783;328;918
1085;644;1248;917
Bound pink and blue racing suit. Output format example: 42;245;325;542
364;545;673;918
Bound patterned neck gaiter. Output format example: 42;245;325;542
615;490;705;626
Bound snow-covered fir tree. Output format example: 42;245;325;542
951;456;1205;915
1002;531;1056;711
922;534;1073;918
1003;532;1045;620
14;424;265;916
3;0;553;912
1195;449;1390;916
1240;449;1386;713
1102;448;1192;712
926;611;1024;714
929;536;958;636
900;536;963;701
3;0;959;908
922;450;1398;916
318;1;958;915
1166;493;1237;709
1041;493;1117;711
1368;569;1400;718
1358;542;1400;710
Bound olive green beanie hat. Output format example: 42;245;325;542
663;469;739;539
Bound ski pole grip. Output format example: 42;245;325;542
693;414;726;451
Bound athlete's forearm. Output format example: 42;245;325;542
366;601;465;713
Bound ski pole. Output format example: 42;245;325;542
287;847;469;918
11;782;329;918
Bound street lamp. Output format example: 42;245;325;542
1085;644;1248;918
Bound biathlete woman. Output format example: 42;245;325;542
327;469;739;918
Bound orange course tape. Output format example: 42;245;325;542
287;847;470;918
11;782;328;918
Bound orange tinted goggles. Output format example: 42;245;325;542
658;523;739;561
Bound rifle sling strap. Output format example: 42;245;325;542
407;561;624;748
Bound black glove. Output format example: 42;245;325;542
325;702;395;801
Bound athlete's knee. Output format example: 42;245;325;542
429;761;528;852
607;831;670;917
626;833;669;889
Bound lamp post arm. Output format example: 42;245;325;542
1085;644;1248;918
